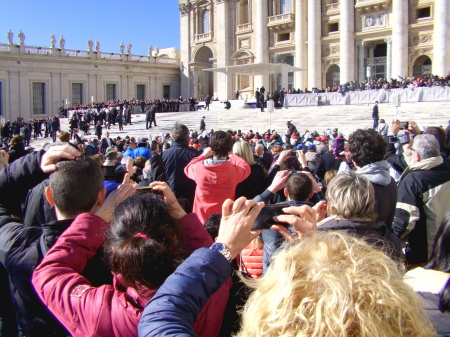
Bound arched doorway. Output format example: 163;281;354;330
326;65;340;88
413;55;432;78
194;46;214;99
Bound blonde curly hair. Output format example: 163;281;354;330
237;232;436;337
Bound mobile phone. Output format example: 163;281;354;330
290;150;297;157
136;186;163;198
334;137;345;157
252;204;291;230
399;121;409;130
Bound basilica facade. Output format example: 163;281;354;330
179;0;450;100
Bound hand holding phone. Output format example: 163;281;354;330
251;204;291;230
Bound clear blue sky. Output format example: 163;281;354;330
0;0;180;55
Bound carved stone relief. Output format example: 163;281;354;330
363;12;387;30
412;33;433;46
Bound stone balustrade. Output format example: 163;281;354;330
325;2;340;14
0;43;179;65
236;23;253;34
195;32;212;42
267;13;295;28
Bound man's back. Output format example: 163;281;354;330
162;142;200;205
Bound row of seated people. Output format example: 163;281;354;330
0;119;449;336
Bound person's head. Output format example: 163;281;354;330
271;145;282;155
323;169;338;187
58;131;70;143
255;143;264;156
10;135;24;149
210;131;233;158
411;134;440;161
171;122;190;143
237;232;435;337
47;156;105;219
326;171;376;221
348;129;387;168
204;212;221;241
162;142;171;151
380;118;385;124
423;127;446;152
151;140;159;155
233;141;256;165
128;141;137;150
131;156;145;169
285;173;313;202
426;212;450;273
105;195;183;289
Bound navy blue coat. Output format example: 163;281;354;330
138;248;231;337
162;142;200;205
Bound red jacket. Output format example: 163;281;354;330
32;213;231;337
239;246;263;279
185;154;251;224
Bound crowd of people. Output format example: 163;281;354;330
0;107;450;337
286;73;450;95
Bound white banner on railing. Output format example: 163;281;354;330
285;87;450;107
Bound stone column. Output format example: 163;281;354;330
340;0;355;83
433;0;450;76
391;0;408;78
215;0;231;100
255;0;269;89
307;0;321;89
357;41;365;83
294;0;307;90
385;38;392;80
179;3;191;99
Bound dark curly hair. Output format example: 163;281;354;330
348;129;387;168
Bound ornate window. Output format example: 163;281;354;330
280;0;292;14
202;10;210;34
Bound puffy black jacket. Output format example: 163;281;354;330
0;151;111;336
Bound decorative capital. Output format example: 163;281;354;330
384;37;392;44
178;1;192;14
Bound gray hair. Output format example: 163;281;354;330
413;134;440;160
255;143;264;154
